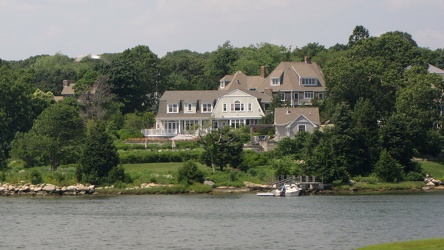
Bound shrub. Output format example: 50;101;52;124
119;149;203;164
108;165;132;183
374;149;404;182
177;161;204;185
29;169;43;185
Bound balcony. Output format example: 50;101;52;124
141;129;178;137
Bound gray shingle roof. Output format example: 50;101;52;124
274;107;320;126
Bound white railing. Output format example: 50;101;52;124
141;128;215;137
141;129;178;137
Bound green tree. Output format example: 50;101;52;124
109;45;159;114
77;120;120;184
177;160;204;185
208;41;239;80
374;149;404;182
233;43;291;76
396;66;442;154
159;50;210;90
379;113;414;170
30;53;78;94
199;126;243;172
31;102;85;170
0;67;51;163
352;98;380;175
348;25;370;47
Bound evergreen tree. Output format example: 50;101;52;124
77;120;120;184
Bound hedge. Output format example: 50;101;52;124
119;149;203;164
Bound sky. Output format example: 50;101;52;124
1;0;443;61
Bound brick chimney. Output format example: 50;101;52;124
304;56;311;64
261;66;266;78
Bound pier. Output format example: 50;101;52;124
272;176;325;194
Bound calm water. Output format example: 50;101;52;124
1;192;444;250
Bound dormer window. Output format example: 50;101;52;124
271;77;280;86
167;103;178;113
202;103;212;113
220;81;225;88
231;100;245;112
301;78;317;86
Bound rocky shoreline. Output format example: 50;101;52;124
0;183;97;196
1;177;443;196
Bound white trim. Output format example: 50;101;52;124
201;103;212;113
304;91;314;99
167;103;179;113
271;77;280;86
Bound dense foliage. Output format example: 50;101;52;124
2;25;444;186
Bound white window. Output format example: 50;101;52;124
271;77;280;86
248;103;252;111
168;103;178;113
202;103;212;113
301;78;317;86
220;81;225;88
231;100;244;111
187;103;192;111
304;91;314;99
298;124;306;132
318;93;324;99
223;103;227;112
280;92;285;101
230;119;245;128
294;93;299;100
184;120;198;130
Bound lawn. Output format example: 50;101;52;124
419;160;444;180
122;162;185;173
357;238;444;250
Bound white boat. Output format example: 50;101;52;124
271;184;301;197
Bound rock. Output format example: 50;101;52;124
42;184;56;192
426;181;437;186
243;181;269;190
204;180;215;187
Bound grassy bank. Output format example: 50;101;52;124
356;238;444;250
2;157;444;195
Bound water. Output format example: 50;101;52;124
1;192;444;250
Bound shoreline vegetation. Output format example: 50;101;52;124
1;179;443;196
1;157;443;196
356;238;444;250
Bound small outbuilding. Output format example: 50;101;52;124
274;107;320;141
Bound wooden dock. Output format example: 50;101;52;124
272;176;325;193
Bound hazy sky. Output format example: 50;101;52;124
1;0;443;61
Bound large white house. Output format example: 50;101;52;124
144;60;326;140
143;89;271;137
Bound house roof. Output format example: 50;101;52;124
258;61;326;92
274;107;320;126
61;83;75;95
221;71;264;91
220;61;326;93
428;64;444;75
156;90;271;119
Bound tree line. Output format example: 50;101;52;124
1;25;444;184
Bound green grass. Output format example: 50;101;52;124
356;238;444;250
122;162;185;173
419;160;444;180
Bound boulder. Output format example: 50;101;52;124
204;180;215;187
42;184;56;192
